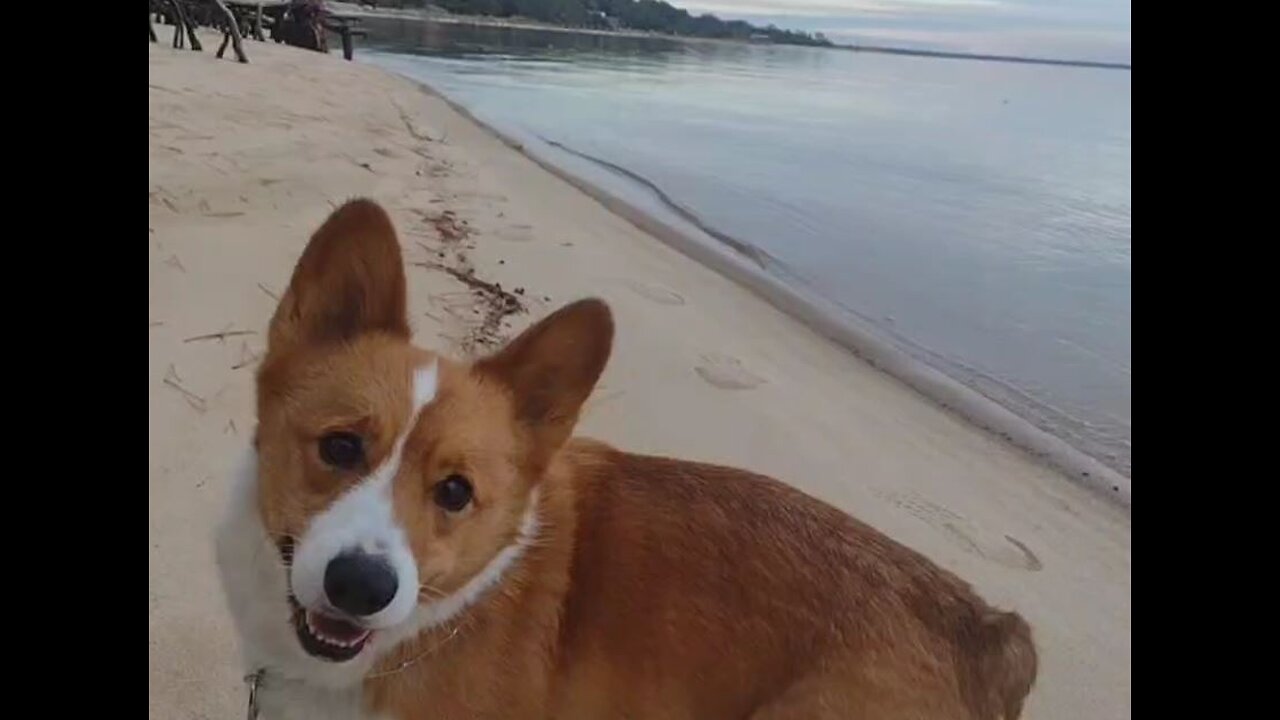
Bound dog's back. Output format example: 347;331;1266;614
553;441;1037;719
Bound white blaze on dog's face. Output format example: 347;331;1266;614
251;199;612;667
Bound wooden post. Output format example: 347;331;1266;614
340;26;353;61
170;0;203;52
184;16;203;51
254;3;265;41
170;1;183;47
209;0;249;62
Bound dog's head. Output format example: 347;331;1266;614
250;199;612;668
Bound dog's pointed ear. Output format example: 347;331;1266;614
476;299;614;469
267;199;409;354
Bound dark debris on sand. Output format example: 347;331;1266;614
411;209;527;354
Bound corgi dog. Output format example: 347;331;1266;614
216;199;1037;720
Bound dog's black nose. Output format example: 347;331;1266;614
323;551;398;617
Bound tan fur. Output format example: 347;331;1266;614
253;199;1037;719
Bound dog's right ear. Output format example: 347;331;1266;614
476;299;614;472
267;199;409;355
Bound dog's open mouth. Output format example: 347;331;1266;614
289;597;372;662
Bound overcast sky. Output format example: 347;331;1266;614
680;0;1131;63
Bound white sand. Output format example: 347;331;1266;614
149;37;1131;720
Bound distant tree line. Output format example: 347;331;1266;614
391;0;831;46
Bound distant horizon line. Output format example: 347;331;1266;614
830;42;1130;70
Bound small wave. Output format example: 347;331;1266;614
536;136;777;270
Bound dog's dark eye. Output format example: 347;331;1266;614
434;474;473;512
318;432;364;470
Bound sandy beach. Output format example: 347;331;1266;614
148;36;1131;720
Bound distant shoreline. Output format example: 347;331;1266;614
331;2;1131;69
329;2;810;47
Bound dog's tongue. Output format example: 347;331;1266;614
307;610;369;643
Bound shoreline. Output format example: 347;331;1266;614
392;72;1132;507
530;132;1130;482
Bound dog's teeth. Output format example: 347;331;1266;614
301;610;370;652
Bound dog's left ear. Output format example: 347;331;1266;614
267;199;409;355
477;299;614;470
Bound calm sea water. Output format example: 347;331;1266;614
359;19;1132;477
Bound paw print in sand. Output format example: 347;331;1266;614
873;489;1042;572
695;353;766;390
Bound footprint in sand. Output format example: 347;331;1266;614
872;489;1042;572
695;353;765;390
625;280;686;306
